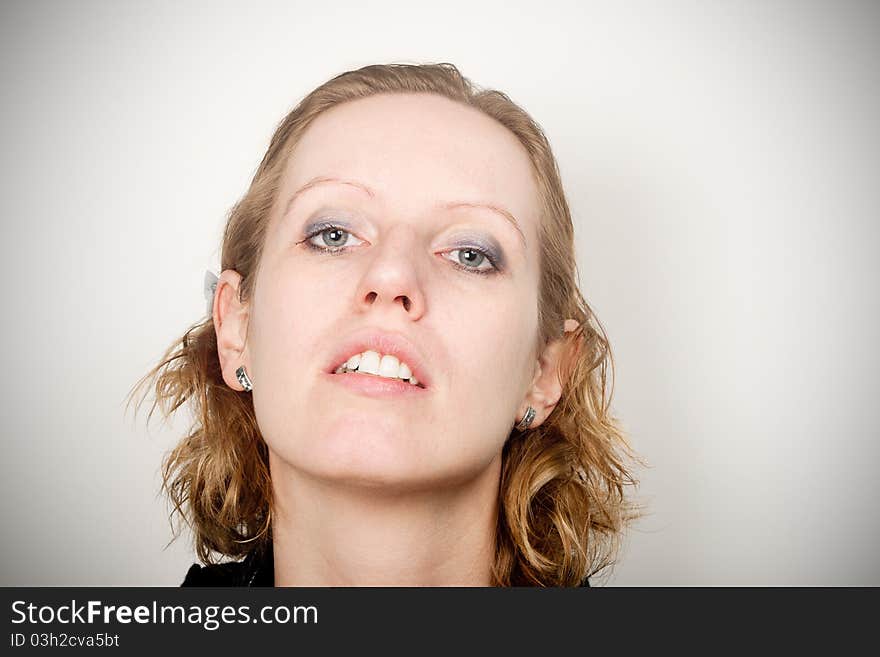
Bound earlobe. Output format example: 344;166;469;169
562;318;579;335
213;269;251;391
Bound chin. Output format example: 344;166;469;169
266;415;503;492
281;419;445;489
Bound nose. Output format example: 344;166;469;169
354;226;426;321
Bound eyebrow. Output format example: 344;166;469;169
283;175;527;248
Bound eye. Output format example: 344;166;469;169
300;224;364;253
442;248;499;276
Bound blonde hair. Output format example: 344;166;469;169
127;62;646;586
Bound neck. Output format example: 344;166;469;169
269;455;501;587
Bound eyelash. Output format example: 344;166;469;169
297;224;500;277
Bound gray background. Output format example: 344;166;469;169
1;0;877;585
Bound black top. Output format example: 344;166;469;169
181;542;591;587
182;542;274;587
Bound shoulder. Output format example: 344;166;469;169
180;543;273;587
180;560;248;587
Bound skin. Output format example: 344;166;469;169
214;92;578;586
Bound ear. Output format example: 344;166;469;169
213;269;252;391
516;319;580;429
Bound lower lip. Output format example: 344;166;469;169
322;370;428;399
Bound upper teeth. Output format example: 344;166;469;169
334;350;421;386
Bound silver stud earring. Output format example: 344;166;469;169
235;365;253;392
515;405;536;431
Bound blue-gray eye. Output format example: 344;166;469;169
319;227;348;247
300;223;363;252
445;234;504;276
443;247;500;276
457;249;486;268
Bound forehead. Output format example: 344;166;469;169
277;93;541;241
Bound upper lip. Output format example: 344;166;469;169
325;327;432;389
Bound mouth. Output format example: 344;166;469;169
324;328;433;391
324;368;428;399
330;363;426;390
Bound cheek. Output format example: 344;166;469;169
470;285;535;371
250;268;330;380
446;300;533;419
248;271;338;466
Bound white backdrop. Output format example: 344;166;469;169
1;0;877;585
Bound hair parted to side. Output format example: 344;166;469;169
126;61;646;587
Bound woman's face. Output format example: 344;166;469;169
245;93;544;491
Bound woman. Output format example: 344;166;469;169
128;62;643;587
